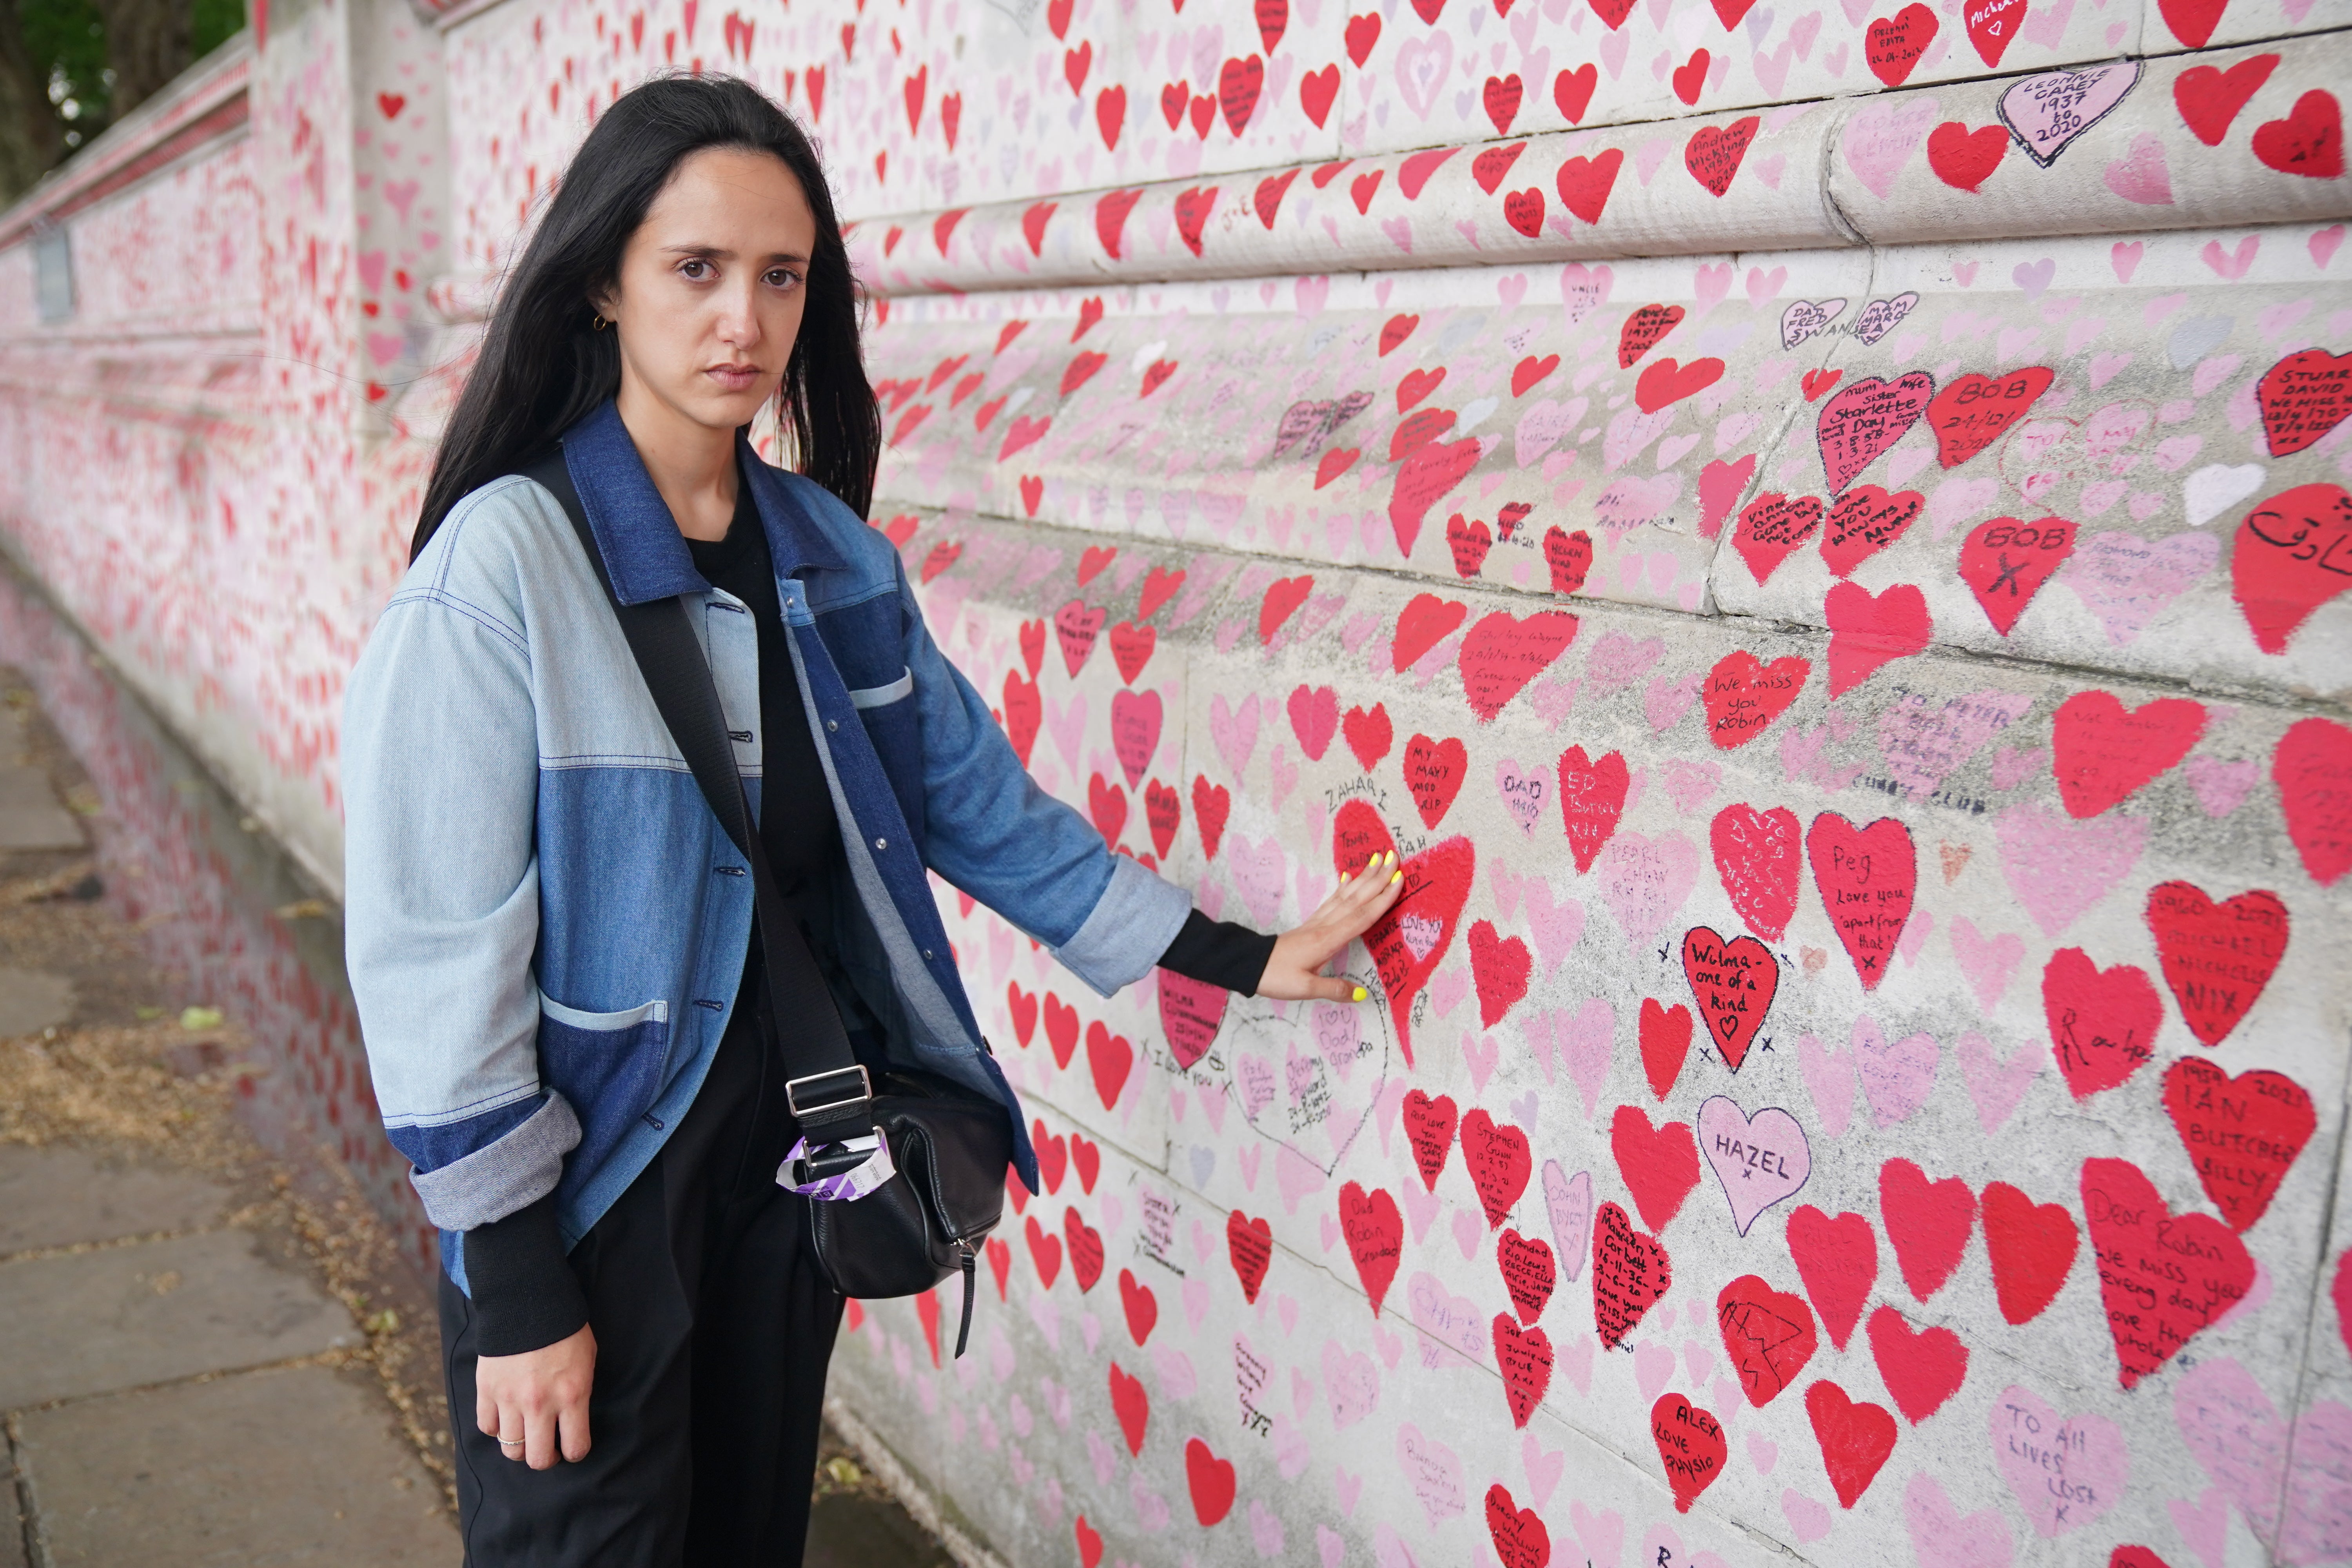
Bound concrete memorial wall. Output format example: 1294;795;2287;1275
4;0;2352;1561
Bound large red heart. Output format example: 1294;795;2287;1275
1863;2;1937;86
2144;880;2289;1047
1259;573;1314;643
2175;53;2279;146
1109;1362;1150;1454
2256;346;2352;456
1634;357;1725;414
1341;703;1393;771
1683;114;1759;197
2053;690;2206;818
1184;1436;1238;1525
1065;1206;1105;1291
1592;1200;1671;1349
1484;1483;1552;1568
1806;1379;1898;1507
1144;778;1181;857
1962;0;2024;65
1865;1305;1968;1424
2163;1057;2314;1234
1332;800;1473;1066
1459;610;1579;721
1191;775;1230;860
1817;372;1935;494
1403;733;1468;828
2233;483;2352;654
1402;1089;1458;1191
2043;948;2162;1100
1555;148;1623;223
1982;1181;2078;1326
1680;926;1779;1069
1805;813;1916;991
1611;1104;1700;1232
1820;485;1923;577
1617;303;1686;368
1702;650;1810;749
1002;670;1042;764
1118;1267;1158;1345
2082;1156;2254;1388
2251;88;2345;180
1498;1229;1556;1324
1638;996;1693;1100
1392;592;1469;671
1075;1515;1104;1568
1468;920;1532;1029
1927;367;2053;470
1731;492;1825;584
1390;440;1483;555
1880;1157;1976;1303
2157;0;2227;45
1034;1117;1071;1188
1463;1108;1534;1227
1651;1392;1728;1512
1958;515;2075;636
1226;1210;1272;1302
1824;581;1931;696
1556;745;1628;872
1710;803;1800;941
1715;1273;1818;1407
1085;1021;1132;1109
1158;971;1228;1071
1787;1205;1877;1350
1492;1315;1554;1428
2278;717;2352;886
1927;120;2007;190
1338;1181;1404;1316
1025;1212;1063;1288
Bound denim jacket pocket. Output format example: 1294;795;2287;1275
535;990;670;1197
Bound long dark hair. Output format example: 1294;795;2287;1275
412;74;880;559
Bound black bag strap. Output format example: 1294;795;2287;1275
521;448;873;1142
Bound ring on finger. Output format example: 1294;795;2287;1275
497;1435;524;1450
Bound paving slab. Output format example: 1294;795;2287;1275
0;768;80;851
0;970;71;1038
17;1363;457;1566
0;1145;232;1257
0;1230;354;1409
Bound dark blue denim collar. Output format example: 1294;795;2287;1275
558;399;845;606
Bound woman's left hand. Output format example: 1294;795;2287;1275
1256;850;1408;1003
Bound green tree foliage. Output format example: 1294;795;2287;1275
0;0;243;206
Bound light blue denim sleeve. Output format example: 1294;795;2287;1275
342;498;575;1229
894;552;1190;997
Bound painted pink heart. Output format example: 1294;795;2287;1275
1695;1096;1811;1236
1958;1031;2039;1136
1595;830;1700;944
1949;915;2024;1012
1990;1386;2127;1537
1994;804;2148;937
1853;1016;1937;1128
2059;529;2220;646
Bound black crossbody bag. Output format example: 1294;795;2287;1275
523;449;1009;1357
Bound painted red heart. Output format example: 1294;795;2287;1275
1702;650;1810;749
2157;0;2227;45
1863;2;1937;86
1392;592;1468;670
1462;1108;1534;1227
1611;1104;1700;1232
2278;717;2352;886
1670;48;1709;105
1185;1436;1238;1524
1880;1157;1976;1303
1555;148;1623;223
1005;982;1039;1049
1485;1482;1552;1568
1085;1021;1132;1109
2175;53;2279;147
1731;492;1826;584
1025;1212;1063;1288
1259;574;1313;643
1501;186;1546;237
1981;1181;2077;1327
2043;948;2161;1100
1343;11;1381;65
1332;800;1473;1065
1819;484;1922;577
1544;526;1593;594
1087;773;1127;848
1216;53;1263;134
1617;303;1686;368
1341;703;1393;772
1071;1134;1100;1194
2252;89;2344;179
1459;610;1579;721
1109;1361;1150;1454
1681;926;1779;1070
1926;120;2007;190
1498;1229;1556;1325
1033;1116;1071;1187
1191;774;1230;860
1805;813;1915;991
1683;115;1759;196
1338;1181;1405;1316
1118;1267;1158;1345
1801;368;1842;401
1787;1205;1877;1350
2163;1057;2314;1234
1107;620;1156;684
1296;64;1338;128
1445;512;1493;578
1471;142;1525;196
1927;367;2053;470
1865;1304;1967;1424
1806;1379;1898;1507
1492;1315;1554;1427
1824;581;1931;697
2233;482;2352;653
1553;62;1598;121
1468;921;1533;1029
2082;1156;2254;1388
1639;997;1693;1100
2257;348;2352;457
1817;371;1935;494
2053;690;2206;818
1555;745;1628;872
1402;1090;1457;1191
2145;880;2289;1047
1065;1207;1105;1291
1710;803;1800;941
1403;733;1468;829
1716;1273;1818;1407
1958;514;2075;635
1001;670;1041;764
1592;1200;1671;1350
1634;356;1725;414
1512;354;1559;396
1075;1515;1104;1568
1227;1210;1273;1302
1651;1392;1728;1512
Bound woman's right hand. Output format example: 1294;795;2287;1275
477;1323;597;1468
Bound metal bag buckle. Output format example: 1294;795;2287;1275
784;1064;873;1118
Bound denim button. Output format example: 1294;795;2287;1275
923;949;935;961
827;719;838;732
875;838;887;851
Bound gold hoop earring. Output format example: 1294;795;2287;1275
591;314;610;331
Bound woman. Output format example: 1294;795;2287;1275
341;73;1401;1566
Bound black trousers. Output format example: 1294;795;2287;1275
439;1007;845;1566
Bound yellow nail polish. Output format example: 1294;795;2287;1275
1390;870;1403;884
1386;850;1396;864
1352;986;1368;1002
1340;872;1352;884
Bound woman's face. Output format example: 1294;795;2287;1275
599;146;817;436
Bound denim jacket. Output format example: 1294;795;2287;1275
342;401;1187;1281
